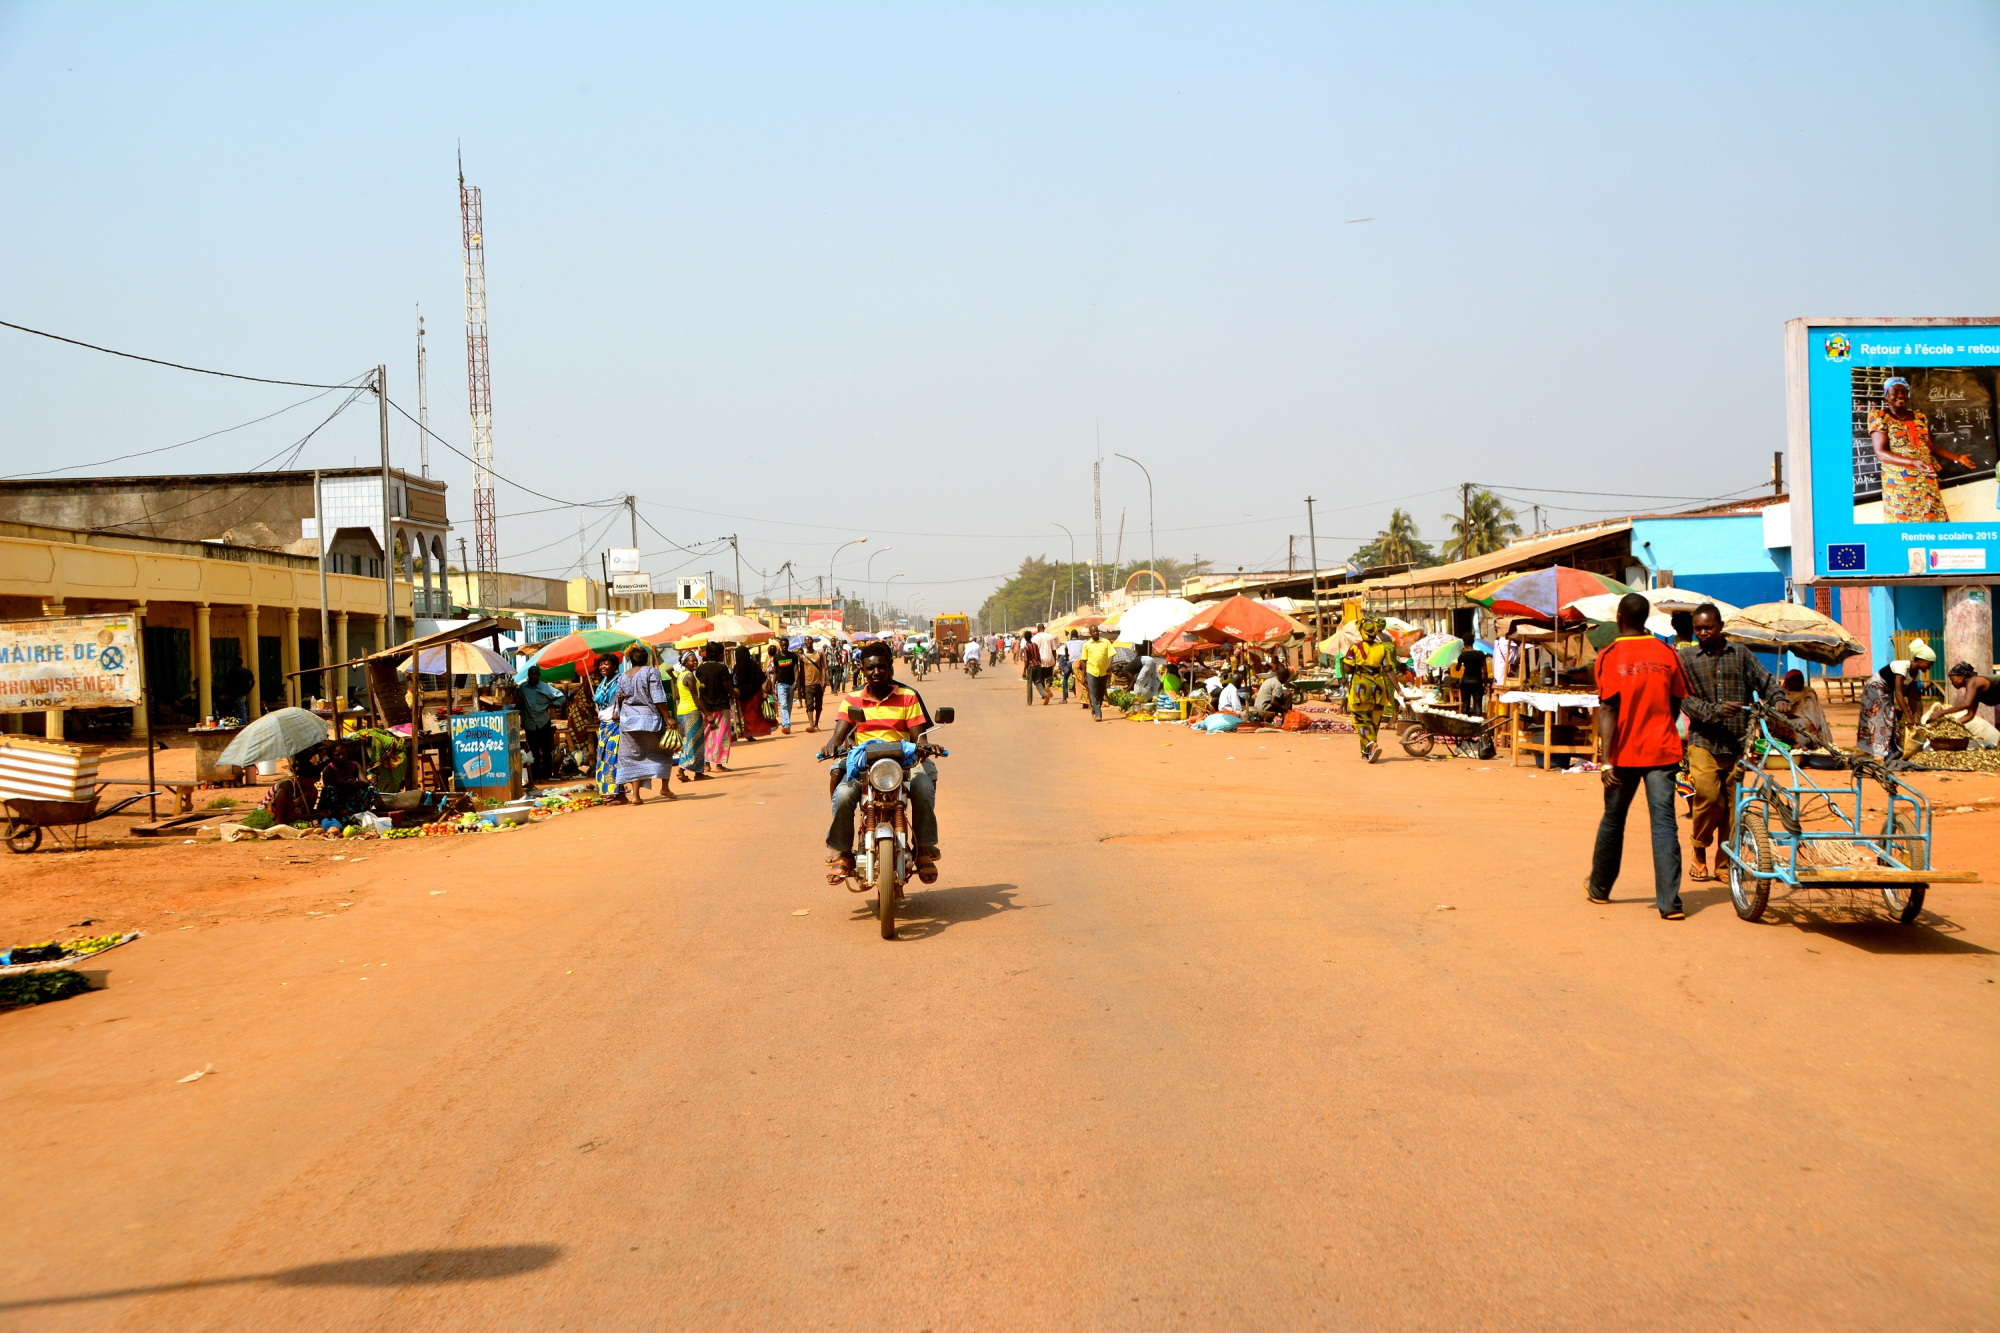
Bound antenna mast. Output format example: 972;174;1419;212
459;152;498;612
415;307;430;479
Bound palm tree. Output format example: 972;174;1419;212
1441;490;1523;561
1353;509;1438;569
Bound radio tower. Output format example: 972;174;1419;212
459;153;498;611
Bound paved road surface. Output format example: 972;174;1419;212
2;672;1995;1329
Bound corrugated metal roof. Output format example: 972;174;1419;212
1358;521;1632;591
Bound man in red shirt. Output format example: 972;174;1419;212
1586;592;1692;919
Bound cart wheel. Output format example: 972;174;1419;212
1882;812;1926;924
1400;724;1434;758
4;819;42;854
1729;800;1772;922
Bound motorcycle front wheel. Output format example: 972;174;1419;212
876;835;898;939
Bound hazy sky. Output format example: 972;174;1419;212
4;2;1997;612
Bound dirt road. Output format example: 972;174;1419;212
2;673;1995;1329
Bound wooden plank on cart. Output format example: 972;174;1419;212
1796;868;1983;884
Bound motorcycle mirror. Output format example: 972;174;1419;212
933;706;955;725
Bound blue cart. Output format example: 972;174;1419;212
1722;703;1980;924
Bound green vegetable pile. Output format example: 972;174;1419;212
0;969;93;1010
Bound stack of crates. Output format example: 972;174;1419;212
0;734;104;803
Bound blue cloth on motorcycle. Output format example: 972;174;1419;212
839;741;919;782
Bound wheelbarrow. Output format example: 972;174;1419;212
4;789;169;853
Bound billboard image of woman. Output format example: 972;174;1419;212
1851;366;1997;525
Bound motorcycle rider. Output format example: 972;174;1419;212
962;636;982;674
817;639;941;885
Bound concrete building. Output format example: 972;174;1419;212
0;518;415;738
0;467;452;618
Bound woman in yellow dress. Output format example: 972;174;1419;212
1869;377;1974;523
1343;617;1399;763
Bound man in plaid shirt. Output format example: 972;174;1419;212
1678;602;1779;882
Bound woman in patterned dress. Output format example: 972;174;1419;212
1343;617;1399;763
1870;377;1975;523
589;653;622;797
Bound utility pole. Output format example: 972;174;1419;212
1092;425;1104;606
1288;535;1295;574
1052;522;1076;614
731;534;742;618
1772;450;1784;497
626;494;638;548
313;469;331;702
1306;495;1323;639
458;537;471;610
376;365;396;644
1533;504;1545;533
415;308;430;478
1461;482;1473;561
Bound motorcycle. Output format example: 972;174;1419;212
831;707;953;939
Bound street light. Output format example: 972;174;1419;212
885;573;906;627
865;545;894;632
1114;453;1158;596
1051;522;1076;613
828;536;866;629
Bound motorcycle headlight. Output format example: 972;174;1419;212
867;757;904;793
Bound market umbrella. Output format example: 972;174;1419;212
1723;602;1863;665
215;707;330;768
612;608;708;643
524;628;639;683
1466;566;1636;621
1176;594;1307;647
630;615;711;645
1047;612;1105;635
1567;588;1735;631
1405;632;1465;670
702;614;776;645
1113;597;1199;644
395;641;513;677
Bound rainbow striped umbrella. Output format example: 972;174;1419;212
1465;566;1635;622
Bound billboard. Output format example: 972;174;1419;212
0;614;142;712
1787;318;2000;582
606;547;643;576
677;577;708;610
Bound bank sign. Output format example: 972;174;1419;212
0;614;141;712
449;710;517;788
1786;318;2000;582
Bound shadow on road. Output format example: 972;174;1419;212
849;882;1022;941
0;1245;562;1312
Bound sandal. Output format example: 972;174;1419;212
826;854;855;885
1688;861;1712;882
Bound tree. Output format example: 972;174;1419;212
1351;508;1439;570
1441;490;1522;562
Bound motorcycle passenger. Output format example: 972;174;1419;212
817;640;941;884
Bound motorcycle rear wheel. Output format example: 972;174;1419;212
876;835;898;939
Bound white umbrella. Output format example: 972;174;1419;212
1568;588;1738;627
612;607;701;640
1113;597;1199;644
396;641;513;676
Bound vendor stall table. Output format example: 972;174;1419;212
1499;690;1601;770
189;726;250;785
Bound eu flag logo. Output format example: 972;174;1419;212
1827;543;1866;572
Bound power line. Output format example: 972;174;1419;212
0;385;351;480
384;395;622;511
0;317;364;390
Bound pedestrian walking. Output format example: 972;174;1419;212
1678;602;1778;884
770;638;798;734
1081;626;1116;720
801;641;828;732
1587;593;1691;918
611;643;679;804
1032;623;1058;704
1021;634;1043;706
695;643;735;771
